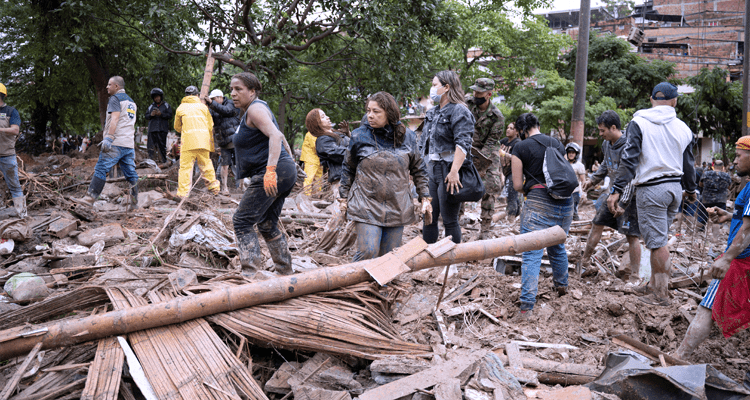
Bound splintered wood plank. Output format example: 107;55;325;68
426;237;457;258
0;342;44;400
365;254;410;285
81;337;125;400
358;350;488;400
365;237;428;285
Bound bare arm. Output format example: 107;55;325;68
511;155;523;193
445;146;466;194
710;215;750;279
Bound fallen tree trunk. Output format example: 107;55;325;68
0;226;566;360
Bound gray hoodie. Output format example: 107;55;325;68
612;105;696;194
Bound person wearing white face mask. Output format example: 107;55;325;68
420;70;476;245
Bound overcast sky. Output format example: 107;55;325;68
534;0;644;13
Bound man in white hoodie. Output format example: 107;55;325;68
608;82;697;306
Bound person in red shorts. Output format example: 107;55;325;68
675;135;750;360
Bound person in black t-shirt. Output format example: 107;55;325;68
509;113;573;320
499;122;522;218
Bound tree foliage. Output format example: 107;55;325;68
675;67;743;164
557;34;677;110
507;69;632;142
0;0;202;153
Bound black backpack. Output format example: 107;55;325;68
529;135;579;200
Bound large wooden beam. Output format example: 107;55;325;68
0;226;566;360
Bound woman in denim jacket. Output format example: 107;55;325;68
421;70;475;244
339;92;431;261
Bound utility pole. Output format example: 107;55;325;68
743;0;750;136
571;0;591;146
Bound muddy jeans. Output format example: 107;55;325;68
424;161;462;244
233;159;297;240
353;223;404;261
0;155;23;198
519;189;573;311
93;146;138;184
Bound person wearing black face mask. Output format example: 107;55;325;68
466;78;505;239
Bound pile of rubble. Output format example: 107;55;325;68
0;153;748;400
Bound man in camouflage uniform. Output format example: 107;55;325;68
466;78;505;239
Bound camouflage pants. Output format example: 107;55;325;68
480;168;503;228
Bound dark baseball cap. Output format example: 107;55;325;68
651;82;678;100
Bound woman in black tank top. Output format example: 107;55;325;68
230;72;297;276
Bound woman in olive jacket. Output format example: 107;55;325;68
339;92;430;261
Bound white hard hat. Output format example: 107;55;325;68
209;89;224;99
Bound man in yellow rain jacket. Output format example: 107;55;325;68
300;131;322;194
174;86;221;197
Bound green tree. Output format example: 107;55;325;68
428;1;572;97
0;0;201;153
507;69;632;142
675;67;742;165
557;33;677;110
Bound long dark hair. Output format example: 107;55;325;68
305;108;340;142
515;113;540;139
367;91;406;147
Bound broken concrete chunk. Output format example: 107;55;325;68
434;378;462;400
4;272;50;302
77;223;125;246
290;385;352;400
168;269;198;291
48;218;78;238
100;183;123;199
370;357;431;375
49;254;97;270
137;190;165;209
265;361;301;394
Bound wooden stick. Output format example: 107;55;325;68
434;265;451;311
280;358;331;400
0;343;43;400
609;332;688;365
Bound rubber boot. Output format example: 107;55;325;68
12;196;26;218
73;175;106;206
265;234;293;275
128;182;139;211
235;230;263;275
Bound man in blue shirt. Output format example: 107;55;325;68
0;83;26;218
676;136;750;360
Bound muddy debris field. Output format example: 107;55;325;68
0;150;747;400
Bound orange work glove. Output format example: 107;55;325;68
263;166;278;197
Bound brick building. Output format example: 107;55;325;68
539;0;746;79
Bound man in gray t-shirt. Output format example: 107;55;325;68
73;76;139;210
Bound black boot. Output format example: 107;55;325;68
265;234;293;275
235;230;263;275
72;175;106;206
128;181;139;211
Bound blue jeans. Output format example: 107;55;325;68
424;161;462;244
94;146;139;184
0;155;23;198
353;223;404;261
519;189;573;311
